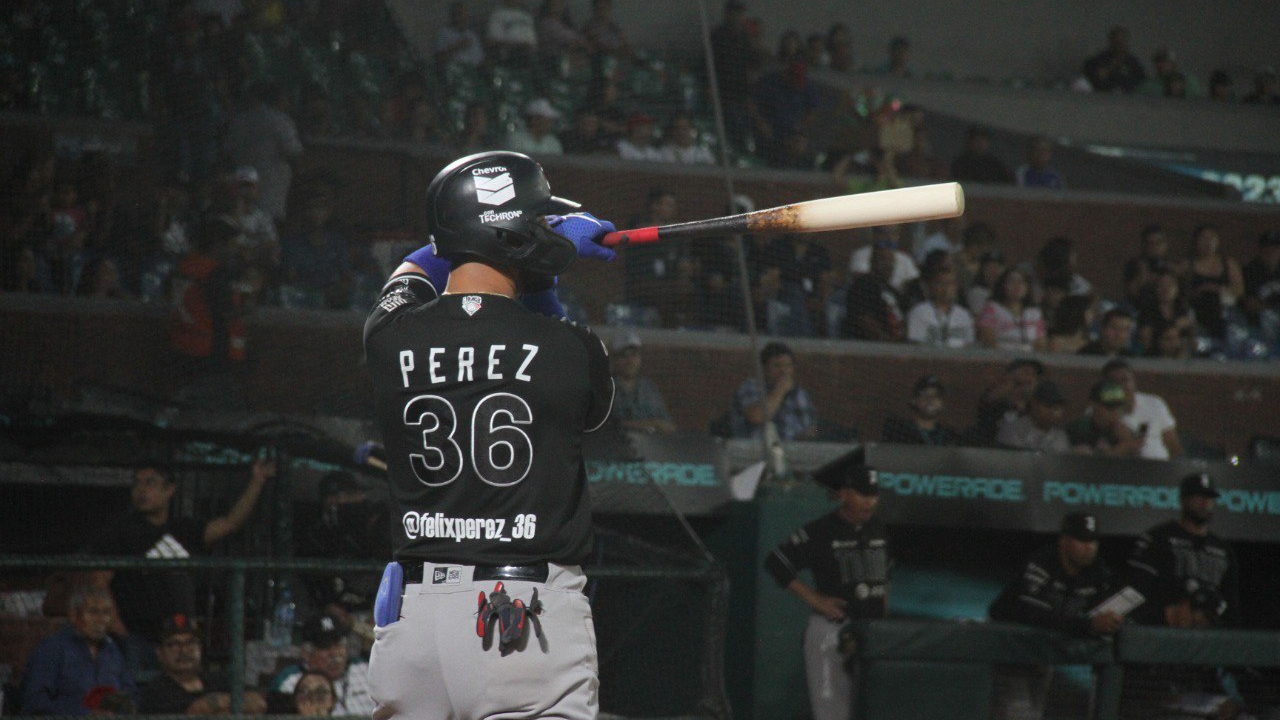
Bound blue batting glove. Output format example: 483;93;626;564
403;244;453;294
546;213;617;262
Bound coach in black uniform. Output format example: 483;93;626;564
764;448;890;720
988;513;1122;720
363;151;616;720
1127;472;1241;628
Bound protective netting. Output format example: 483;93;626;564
3;1;1280;720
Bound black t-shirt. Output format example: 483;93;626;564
1126;520;1241;626
842;274;904;340
1242;257;1280;314
91;512;207;642
364;276;614;566
988;544;1113;637
138;672;228;714
764;512;891;619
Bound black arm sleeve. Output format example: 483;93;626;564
763;527;812;588
362;273;439;346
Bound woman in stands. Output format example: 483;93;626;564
1183;224;1244;340
1135;269;1195;352
1045;294;1095;353
965;249;1005;315
976;267;1047;352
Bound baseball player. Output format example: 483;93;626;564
764;448;891;720
363;151;616;720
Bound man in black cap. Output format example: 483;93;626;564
996;380;1070;453
1126;473;1241;628
988;513;1122;720
881;375;960;446
269;612;375;715
764;448;891;720
138;613;267;714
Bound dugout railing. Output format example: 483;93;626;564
0;555;727;720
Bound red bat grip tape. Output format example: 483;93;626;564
601;226;660;247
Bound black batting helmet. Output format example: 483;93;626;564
425;151;581;276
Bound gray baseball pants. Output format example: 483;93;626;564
804;614;856;720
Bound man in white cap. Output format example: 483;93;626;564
504;98;564;156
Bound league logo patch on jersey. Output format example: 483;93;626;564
473;172;516;206
462;295;483;316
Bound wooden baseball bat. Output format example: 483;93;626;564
600;182;964;248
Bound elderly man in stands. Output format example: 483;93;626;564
138;614;266;714
610;332;677;435
997;380;1070;453
1101;359;1184;459
730;341;818;441
22;587;135;715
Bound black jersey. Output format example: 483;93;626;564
364;275;614;566
1126;520;1240;626
764;512;891;618
988;544;1113;637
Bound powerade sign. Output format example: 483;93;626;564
862;445;1280;541
587;460;719;488
583;431;730;516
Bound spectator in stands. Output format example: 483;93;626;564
380;75;428;138
561;107;613;155
842;235;907;342
950;126;1013;184
1183;223;1244;340
299;85;339;138
301;472;388;563
755;60;820;161
138;614;266;714
616;112;663;161
486;0;538;63
624;186;683;314
1207;70;1235;101
504;98;564;157
1139;48;1203;97
1123;223;1172;307
404;98;448;146
1146;320;1193;360
874;36;914;78
1046;294;1095;354
537;0;589;71
270;613;374;716
581;0;633;61
1242;66;1280;104
659;113;715;164
996;380;1070;453
802;34;828;68
833;146;903;194
609;332;677;435
755;258;813;337
1036;236;1093;299
907;266;975;348
222;80;303;222
849;226;919;292
1082;26;1146;93
290;672;337;716
825;23;854;73
710;1;765;149
434;2;485;68
1015;136;1065;190
765;232;832;329
971;358;1045;446
1102;359;1184;459
1241;230;1280;344
988;513;1121;720
966;248;1005;315
882;375;960;446
773;129;820;171
45;178;90;295
457;102;498;152
89;460;274;670
1079;308;1136;357
1067;380;1142;457
156;12;222;187
730;341;817;440
116;179;193;302
281;187;356;309
169;215;257;376
776;30;803;66
1126;473;1240;627
1135;270;1194;352
0;242;48;293
21;586;134;715
75;257;129;299
977;268;1047;352
896;125;948;181
913;215;965;267
225;166;281;280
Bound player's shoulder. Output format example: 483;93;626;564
536;314;609;358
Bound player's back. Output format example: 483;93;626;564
365;291;612;567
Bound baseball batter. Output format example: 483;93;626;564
363;151;617;719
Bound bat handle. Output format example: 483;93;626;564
601;226;660;248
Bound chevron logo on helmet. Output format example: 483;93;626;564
474;172;516;206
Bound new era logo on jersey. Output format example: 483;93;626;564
431;567;462;585
473;171;515;206
462;295;483;316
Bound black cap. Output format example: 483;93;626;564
913;375;944;396
1179;472;1220;499
1031;380;1066;406
813;448;880;495
1060;512;1099;541
302;613;346;648
159;612;201;641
